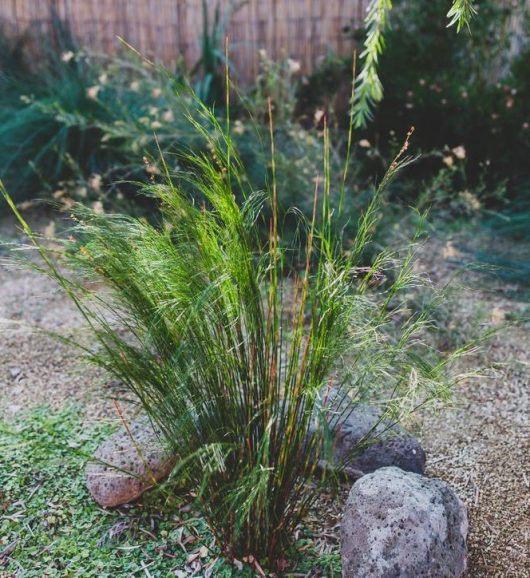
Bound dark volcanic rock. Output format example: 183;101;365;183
312;403;426;478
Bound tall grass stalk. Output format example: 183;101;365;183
1;104;470;566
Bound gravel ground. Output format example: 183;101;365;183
0;265;115;420
1;214;529;577
419;249;530;578
0;213;123;425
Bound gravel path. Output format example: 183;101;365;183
1;216;528;577
415;236;530;578
421;282;530;577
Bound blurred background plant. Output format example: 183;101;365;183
296;0;530;286
0;0;528;285
240;50;302;125
0;17;206;209
350;0;478;127
191;0;247;106
311;0;530;202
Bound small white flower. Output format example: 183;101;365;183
61;51;74;63
460;190;481;210
92;201;104;214
490;307;505;326
162;109;174;123
452;145;466;160
86;85;100;100
443;156;454;168
233;120;245;135
442;241;458;259
17;201;34;211
144;163;160;176
287;59;301;74
88;174;102;192
314;109;325;124
358;139;371;148
43;221;56;239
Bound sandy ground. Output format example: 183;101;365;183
1;214;529;577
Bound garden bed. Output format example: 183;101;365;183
1;214;528;576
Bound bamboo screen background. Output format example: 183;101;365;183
0;0;370;81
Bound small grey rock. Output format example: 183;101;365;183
341;466;468;578
312;403;426;478
10;367;21;380
86;415;176;508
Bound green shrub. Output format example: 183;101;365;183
0;61;108;199
0;11;117;202
0;16;207;208
373;0;530;190
240;51;302;125
2;108;471;567
299;0;529;204
350;0;478;126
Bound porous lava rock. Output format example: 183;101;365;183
86;415;175;507
341;466;468;578
311;403;426;478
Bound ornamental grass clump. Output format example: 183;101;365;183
1;104;468;567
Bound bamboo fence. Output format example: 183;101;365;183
0;0;370;82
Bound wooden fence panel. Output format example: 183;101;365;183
0;0;370;82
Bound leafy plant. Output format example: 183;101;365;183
352;0;477;127
0;36;202;209
297;0;528;207
0;11;157;208
0;24;31;83
192;0;247;106
0;9;220;208
375;0;529;188
2;105;471;567
447;0;478;32
241;51;303;125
